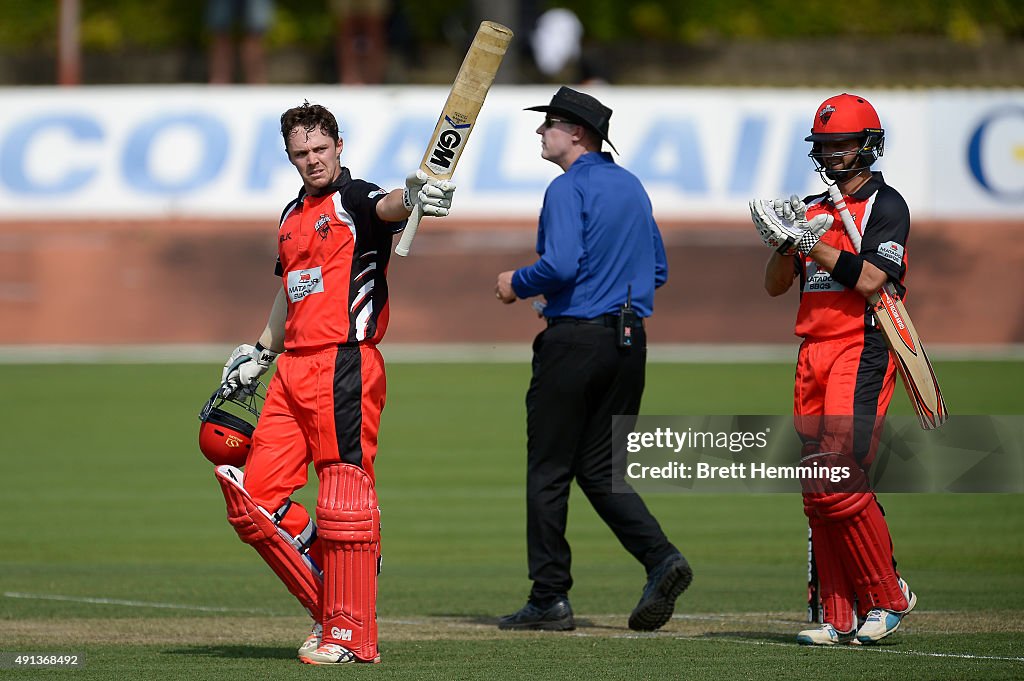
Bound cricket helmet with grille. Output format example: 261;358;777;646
805;93;884;179
198;384;263;466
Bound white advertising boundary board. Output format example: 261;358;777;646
0;86;1020;220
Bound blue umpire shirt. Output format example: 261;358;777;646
511;152;668;318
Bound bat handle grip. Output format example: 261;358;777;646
827;183;862;254
395;204;423;257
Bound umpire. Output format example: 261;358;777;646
495;87;691;632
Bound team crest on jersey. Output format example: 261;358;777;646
315;214;331;240
819;105;836;126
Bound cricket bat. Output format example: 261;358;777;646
828;184;948;430
394;21;513;257
805;184;948;622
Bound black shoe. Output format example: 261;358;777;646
628;553;693;631
498;598;575;631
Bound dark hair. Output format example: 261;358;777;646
280;101;339;146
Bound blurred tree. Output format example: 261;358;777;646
0;0;1018;85
0;0;1015;54
0;1;57;51
548;0;1023;42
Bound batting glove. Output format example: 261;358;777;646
404;170;456;217
773;195;834;256
220;343;278;397
751;195;834;256
750;198;801;252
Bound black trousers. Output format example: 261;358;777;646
525;320;677;603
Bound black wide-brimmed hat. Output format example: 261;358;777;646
526;86;618;153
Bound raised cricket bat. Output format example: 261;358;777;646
394;21;513;257
828;184;948;430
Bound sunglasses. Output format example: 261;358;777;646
543;116;576;129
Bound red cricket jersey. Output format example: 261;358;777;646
794;173;911;340
274;168;404;350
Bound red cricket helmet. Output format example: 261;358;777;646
197;384;262;467
805;93;885;180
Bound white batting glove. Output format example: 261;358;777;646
403;170;456;217
750;198;801;252
220;343;278;397
773;195;834;255
751;196;834;256
773;194;807;224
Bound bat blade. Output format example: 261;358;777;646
395;21;513;257
826;184;947;430
870;285;949;429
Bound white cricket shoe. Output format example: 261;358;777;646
796;623;856;646
296;621;321;662
855;609;905;644
856;577;917;644
897;577;918;614
299;643;381;665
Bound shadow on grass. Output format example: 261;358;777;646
701;631;923;652
438;613;611;629
701;631;795;645
434;613;666;633
162;645;296;660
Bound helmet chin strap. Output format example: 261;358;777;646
812;136;876;187
829;168;871;195
820;157;870;188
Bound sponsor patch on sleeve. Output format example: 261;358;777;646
367;189;388;199
877;240;905;266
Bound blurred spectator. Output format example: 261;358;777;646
531;9;582;79
332;0;390;84
207;0;275;84
530;8;607;85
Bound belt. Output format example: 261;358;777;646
546;314;643;329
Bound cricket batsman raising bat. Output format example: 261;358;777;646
395;21;513;256
752;94;921;646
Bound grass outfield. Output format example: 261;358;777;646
1;361;1022;680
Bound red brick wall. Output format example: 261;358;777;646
1;219;1021;345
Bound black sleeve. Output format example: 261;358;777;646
344;180;407;235
275;197;300;277
860;186;910;283
802;192;828;208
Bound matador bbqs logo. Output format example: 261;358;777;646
805;261;844;292
878;240;905;266
287;266;324;303
426;115;472;176
818;105;836;126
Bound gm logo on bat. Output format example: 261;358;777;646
427;115;472;175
